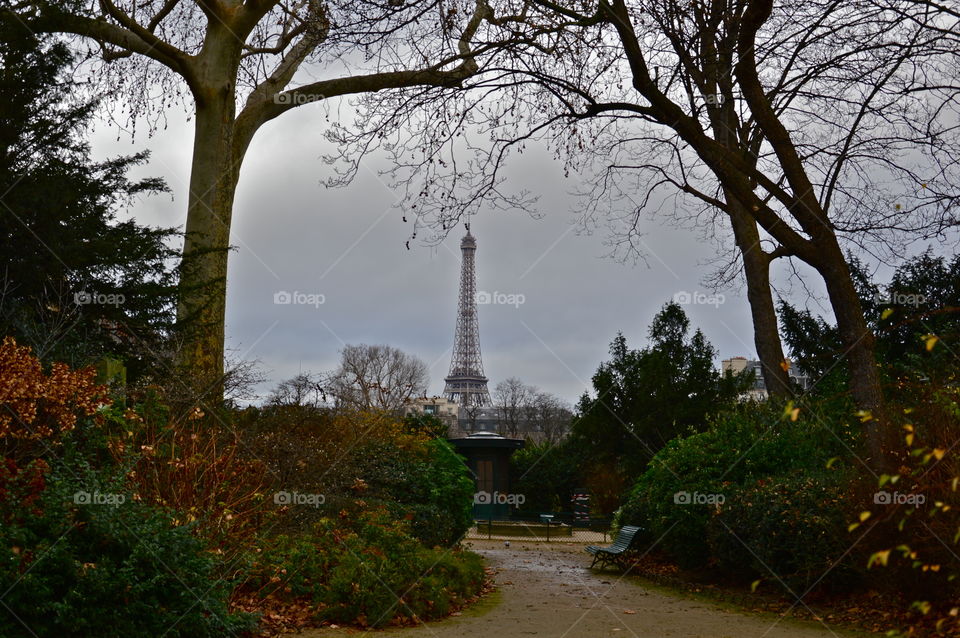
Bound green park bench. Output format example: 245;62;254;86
585;525;644;570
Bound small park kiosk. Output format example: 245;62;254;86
448;431;524;519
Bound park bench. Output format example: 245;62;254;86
585;525;643;570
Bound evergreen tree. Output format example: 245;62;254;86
570;302;749;512
781;250;960;396
0;17;178;380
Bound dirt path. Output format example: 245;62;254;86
305;540;870;638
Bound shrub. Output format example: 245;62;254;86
402;438;475;548
109;400;270;556
323;512;484;627
708;469;859;592
242;407;474;548
0;462;254;638
618;401;857;568
857;386;960;633
242;512;485;628
0;336;109;457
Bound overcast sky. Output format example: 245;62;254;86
92;99;859;406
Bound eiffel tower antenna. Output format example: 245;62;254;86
443;224;491;409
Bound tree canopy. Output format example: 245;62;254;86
571;301;749;505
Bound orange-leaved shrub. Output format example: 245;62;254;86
0;336;109;458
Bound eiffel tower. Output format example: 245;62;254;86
443;224;492;413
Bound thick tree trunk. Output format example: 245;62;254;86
709;78;792;399
175;41;243;399
725;196;792;398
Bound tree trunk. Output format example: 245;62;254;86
725;196;793;398
817;241;889;466
708;72;792;399
175;67;242;399
734;0;889;467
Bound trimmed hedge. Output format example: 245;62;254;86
708;470;859;592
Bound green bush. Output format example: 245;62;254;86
407;438;475;547
510;440;581;515
324;518;483;627
708;470;859;592
351;436;474;548
617;402;858;568
245;513;484;628
240;408;473;548
0;462;254;638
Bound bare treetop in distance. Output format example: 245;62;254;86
267;372;325;408
493;377;572;443
7;0;500;397
325;343;429;412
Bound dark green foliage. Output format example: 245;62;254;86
323;514;484;626
0;462;254;638
403;412;449;438
571;302;750;513
0;17;178;378
351;436;475;548
245;514;485;628
708;470;859;592
510;440;581;515
780;251;960;398
617;402;858;569
239;404;474;548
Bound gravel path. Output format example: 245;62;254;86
304;540;870;638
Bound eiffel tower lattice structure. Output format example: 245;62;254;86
443;225;492;412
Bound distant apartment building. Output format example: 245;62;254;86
722;356;810;400
403;396;460;430
402;397;500;436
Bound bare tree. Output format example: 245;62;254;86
267;372;324;408
340;0;960;468
324;343;428;412
525;390;573;445
4;0;501;394
493;376;533;437
493;376;571;442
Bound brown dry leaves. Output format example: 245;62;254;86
0;337;109;440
